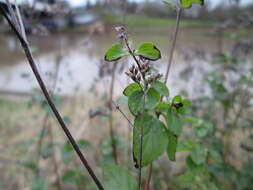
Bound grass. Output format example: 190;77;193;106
104;14;214;28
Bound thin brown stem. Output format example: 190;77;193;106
112;102;134;128
164;7;182;84
144;163;153;190
0;6;104;190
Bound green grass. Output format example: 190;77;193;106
104;14;214;28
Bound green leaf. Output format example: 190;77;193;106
166;109;183;136
167;132;178;161
177;172;196;187
123;83;143;97
77;139;90;149
128;90;144;115
29;176;48;190
103;164;137;190
21;160;38;171
62;169;86;185
190;144;208;165
146;88;160;110
152;81;169;96
163;0;177;9
180;0;204;8
194;122;213;138
177;140;196;152
41;143;54;159
180;0;192;8
127;88;160;115
186;155;205;174
191;0;204;5
133;113;168;167
156;101;170;113
135;42;161;61
105;43;129;62
172;95;182;103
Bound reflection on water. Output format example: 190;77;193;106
0;28;233;97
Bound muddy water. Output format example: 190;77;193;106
0;27;233;98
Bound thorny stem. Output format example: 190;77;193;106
109;62;118;164
164;7;182;84
0;6;104;190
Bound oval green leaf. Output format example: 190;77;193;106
152;81;169;96
133;113;168;167
105;43;129;62
103;164;137;190
135;42;161;61
123;83;143;97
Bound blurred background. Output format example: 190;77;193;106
0;0;253;189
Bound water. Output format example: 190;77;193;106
0;27;231;98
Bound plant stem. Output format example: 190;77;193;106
112;101;134;128
164;7;182;84
0;6;104;190
138;86;147;190
144;163;153;190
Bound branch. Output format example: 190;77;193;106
112;101;134;128
0;6;104;190
164;7;182;84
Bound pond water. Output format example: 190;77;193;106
0;27;233;98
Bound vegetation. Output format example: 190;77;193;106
0;0;253;190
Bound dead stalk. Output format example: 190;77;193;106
0;6;104;190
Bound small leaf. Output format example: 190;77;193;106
77;139;90;149
135;42;161;61
103;164;137;190
177;172;196;187
191;0;204;5
167;131;178;161
145;88;160;110
128;90;144;115
128;88;160;115
177;140;196;152
190;144;208;165
152;81;169;96
180;0;204;8
156;101;170;113
133;113;168;167
166;109;183;136
123;83;143;97
163;0;177;9
180;0;192;8
105;43;128;62
186;155;205;174
172;95;182;103
29;176;48;190
194;122;213;138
